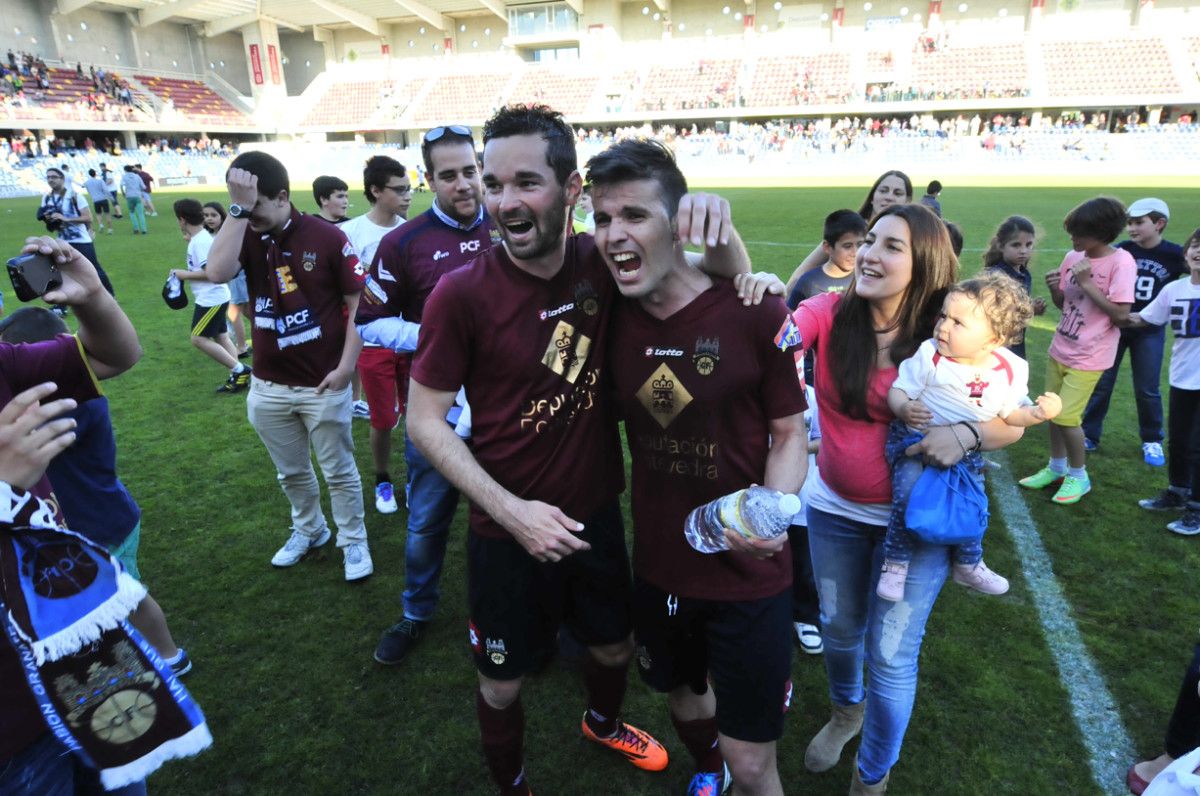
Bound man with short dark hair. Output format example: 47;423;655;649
357;125;492;665
408;105;749;794
206;150;373;582
83;168;112;234
588;138;805;796
134;162;157;216
342;155;411;514
312;175;350;224
38;167;114;294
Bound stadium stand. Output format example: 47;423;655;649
1041;35;1182;98
300;77;425;128
134;75;251;126
407;67;516;126
638;58;743;111
747;53;854;107
509;65;600;118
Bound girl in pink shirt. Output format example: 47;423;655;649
1019;197;1135;505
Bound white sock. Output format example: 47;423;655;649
1068;466;1087;480
232;363;247;374
1049;457;1068;474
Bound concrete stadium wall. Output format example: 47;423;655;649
0;0;54;60
136;21;197;73
202;33;251;95
52;6;136;69
280;31;325;95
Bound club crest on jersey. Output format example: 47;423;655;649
637;363;693;429
636;645;652;671
574;279;599;316
486;637;507;665
693;337;720;376
303;250;318;272
489;228;503;245
540;320;591;384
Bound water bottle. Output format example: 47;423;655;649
684;486;802;554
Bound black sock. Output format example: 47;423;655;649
376;472;391;487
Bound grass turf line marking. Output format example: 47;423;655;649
989;450;1135;796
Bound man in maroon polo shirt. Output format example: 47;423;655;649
206;151;373;582
407;104;750;795
591;139;807;796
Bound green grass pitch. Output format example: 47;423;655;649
2;181;1198;794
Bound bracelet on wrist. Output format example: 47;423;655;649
958;421;982;452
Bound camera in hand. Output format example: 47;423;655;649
36;205;64;234
7;253;62;301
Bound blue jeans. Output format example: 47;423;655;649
1081;326;1166;444
0;731;146;796
402;430;459;622
808;506;950;783
883;422;983;566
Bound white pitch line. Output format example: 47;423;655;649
988;450;1135;796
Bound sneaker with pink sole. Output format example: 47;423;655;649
876;560;908;602
952;561;1009;595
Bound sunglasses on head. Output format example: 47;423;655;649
423;125;472;143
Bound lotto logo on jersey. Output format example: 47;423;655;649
467;621;482;655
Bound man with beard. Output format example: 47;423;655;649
356;125;493;665
406;104;749;794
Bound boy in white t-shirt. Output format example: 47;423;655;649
880;273;1062;601
341;156;412;514
170;198;250;393
1132;228;1200;535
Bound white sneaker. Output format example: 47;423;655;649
375;482;398;514
344;542;374;581
794;622;824;655
271;527;331;567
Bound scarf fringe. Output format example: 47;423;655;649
98;721;214;790
25;570;147;664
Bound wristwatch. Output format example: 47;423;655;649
228;203;251;219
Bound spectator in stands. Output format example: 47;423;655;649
134;163;157;216
38;166;114;295
789;203;1022;794
83;168;112;235
1081;198;1184;465
313;175;350;224
341;155;411;515
204;201;250;358
785;170;913;294
920;180;943;217
120;164;148;234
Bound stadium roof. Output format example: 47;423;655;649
56;0;603;37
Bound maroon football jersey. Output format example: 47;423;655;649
610;283;804;600
412;234;623;539
239;208;366;387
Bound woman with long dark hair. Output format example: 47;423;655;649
786;203;1022;793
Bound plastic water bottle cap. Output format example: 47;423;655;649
777;493;802;517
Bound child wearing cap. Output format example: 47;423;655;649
1081;198;1186;466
